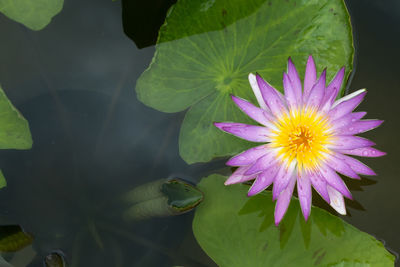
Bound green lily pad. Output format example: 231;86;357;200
135;0;354;164
192;175;395;267
0;85;33;187
0;0;63;30
0;86;32;150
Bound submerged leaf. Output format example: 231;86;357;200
162;179;204;212
123;178;203;221
136;0;354;164
0;0;63;30
0;225;33;252
192;175;395;266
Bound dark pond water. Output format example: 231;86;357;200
0;0;399;266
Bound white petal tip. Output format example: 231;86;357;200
330;199;346;215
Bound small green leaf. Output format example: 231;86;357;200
0;170;6;189
0;225;33;252
0;85;32;150
0;0;63;30
136;0;354;164
0;85;33;188
192;175;395;267
161;179;204;212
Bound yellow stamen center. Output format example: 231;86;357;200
270;108;332;172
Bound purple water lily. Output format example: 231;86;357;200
214;56;384;225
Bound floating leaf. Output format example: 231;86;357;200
0;85;32;187
136;0;354;164
0;86;32;150
0;170;6;189
0;225;33;252
123;178;203;221
0;0;63;30
161;179;204;212
192;175;395;266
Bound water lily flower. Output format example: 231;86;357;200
214;56;384;225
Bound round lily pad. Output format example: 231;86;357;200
136;0;354;164
192;175;395;266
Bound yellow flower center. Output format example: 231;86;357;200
270;108;333;172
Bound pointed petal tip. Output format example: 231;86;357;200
213;122;223;129
224;180;233;185
247;191;256;197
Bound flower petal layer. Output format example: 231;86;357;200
272;161;296;200
337;147;386;157
247;164;279;196
309;172;330;202
336;154;376;176
319;164;352;199
256;74;287;117
329;89;366;120
225;165;255;185
286;58;302;104
231;95;273;126
245;150;278;175
327;136;375;150
226;145;268;166
327;185;346;215
335;120;383;135
324;153;360;179
214;122;272;142
305;69;326;110
274;175;296;225
320;67;345;112
303;55;317;99
248;73;268;110
297;173;312;221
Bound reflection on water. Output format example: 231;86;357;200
0;90;214;266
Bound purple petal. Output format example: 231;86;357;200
303;55;317;99
319;164;352;199
248;73;268;110
330;112;367;131
226;145;268;166
329;89;366;121
335;154;377;176
245;150;278;175
231;95;274;126
327;185;346;215
214;122;272;142
287;58;302;101
327;136;375;150
247;164;279;196
274;175;296;225
225;165;256;185
283;73;301;109
305;69;326;110
256;74;288;117
297;173;312;221
337;147;386;158
324;153;360;179
272;161;296;200
309;172;330;202
334;120;383;135
320;67;345;112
